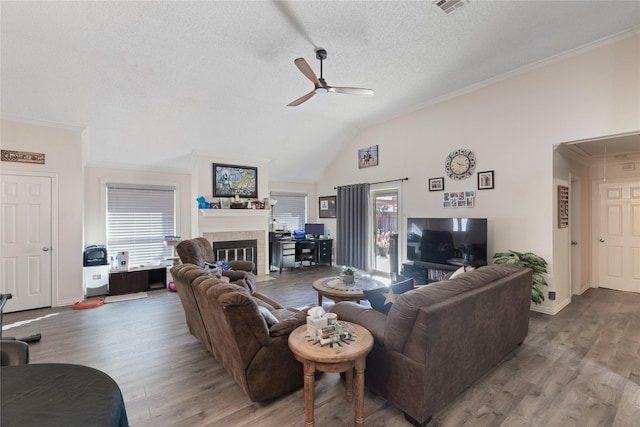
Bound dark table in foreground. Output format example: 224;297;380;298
1;363;129;427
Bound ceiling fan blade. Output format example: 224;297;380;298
294;58;320;86
327;86;374;96
287;90;316;107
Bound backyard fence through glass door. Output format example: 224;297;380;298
373;192;398;276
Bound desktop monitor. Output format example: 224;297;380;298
304;223;325;238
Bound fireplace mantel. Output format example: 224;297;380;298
199;209;269;218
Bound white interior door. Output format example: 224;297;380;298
597;181;640;293
1;174;52;312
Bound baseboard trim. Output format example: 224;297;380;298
530;296;571;315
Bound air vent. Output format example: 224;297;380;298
621;163;635;171
433;0;469;15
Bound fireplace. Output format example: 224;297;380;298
203;230;266;275
213;239;258;274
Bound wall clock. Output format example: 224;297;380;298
445;149;476;180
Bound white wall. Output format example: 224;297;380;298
318;33;640;314
1;119;84;307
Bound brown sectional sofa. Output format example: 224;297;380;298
170;263;307;402
330;264;533;426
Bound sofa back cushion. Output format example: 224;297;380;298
384;264;527;353
176;237;214;266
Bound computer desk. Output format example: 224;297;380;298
270;238;333;273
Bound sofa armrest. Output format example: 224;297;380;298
228;260;255;273
269;312;306;337
253;292;284;310
330;302;387;343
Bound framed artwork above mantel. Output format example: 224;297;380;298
212;163;258;198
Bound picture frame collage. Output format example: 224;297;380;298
443;191;476;208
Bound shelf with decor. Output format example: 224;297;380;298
401;261;457;285
199;209;269;217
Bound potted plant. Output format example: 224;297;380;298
341;267;356;284
492;250;548;304
376;231;390;257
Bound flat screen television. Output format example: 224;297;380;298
406;218;487;266
304;223;325;238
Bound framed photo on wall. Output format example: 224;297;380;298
212;163;258;198
319;195;337;218
429;177;444;192
477;171;494;190
358;145;378;168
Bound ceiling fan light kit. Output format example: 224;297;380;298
287;48;374;107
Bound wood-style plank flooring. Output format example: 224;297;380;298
3;265;640;427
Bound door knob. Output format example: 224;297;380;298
42;247;50;251
571;241;578;245
599;238;605;243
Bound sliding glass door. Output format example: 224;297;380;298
372;191;398;276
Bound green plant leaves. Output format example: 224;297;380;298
493;249;549;305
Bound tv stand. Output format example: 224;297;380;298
401;261;457;285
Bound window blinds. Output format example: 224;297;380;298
106;184;176;266
270;192;307;232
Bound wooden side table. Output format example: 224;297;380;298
288;322;374;427
312;276;383;306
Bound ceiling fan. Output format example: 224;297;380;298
287;48;374;107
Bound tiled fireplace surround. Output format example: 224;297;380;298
198;210;270;275
202;230;265;274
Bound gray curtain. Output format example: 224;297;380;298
336;183;371;271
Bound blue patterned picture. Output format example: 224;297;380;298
212;163;258;198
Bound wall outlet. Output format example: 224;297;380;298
548;291;556;300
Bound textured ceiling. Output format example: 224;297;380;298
1;1;639;180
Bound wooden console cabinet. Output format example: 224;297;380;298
109;267;167;295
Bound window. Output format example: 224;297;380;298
270;192;306;232
107;183;176;266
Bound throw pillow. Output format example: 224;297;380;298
363;278;414;313
258;306;280;327
449;265;476;280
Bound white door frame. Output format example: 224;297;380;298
590;176;639;291
570;174;582;295
370;185;403;278
0;170;59;309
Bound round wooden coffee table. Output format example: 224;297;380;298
312;276;383;306
288;322;374;427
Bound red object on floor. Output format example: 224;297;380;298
72;298;105;310
168;282;177;292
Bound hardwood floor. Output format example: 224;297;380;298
3;266;640;427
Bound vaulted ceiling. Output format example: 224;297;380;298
1;1;639;180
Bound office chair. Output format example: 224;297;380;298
296;241;317;270
0;294;42;344
0;340;29;366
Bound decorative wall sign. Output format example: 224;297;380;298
358;145;378;168
443;191;475;208
558;185;569;228
429;177;444;191
477;170;494;190
319;195;337;218
1;150;45;164
212;163;258;198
